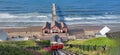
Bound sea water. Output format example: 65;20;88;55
0;0;120;26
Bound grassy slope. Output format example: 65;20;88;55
84;37;117;47
0;40;51;55
66;37;117;47
0;40;36;47
66;39;86;45
0;45;34;55
65;37;118;55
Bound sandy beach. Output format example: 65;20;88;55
68;23;120;32
0;23;120;33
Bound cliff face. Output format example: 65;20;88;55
106;31;120;39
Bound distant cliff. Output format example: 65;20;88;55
106;31;120;39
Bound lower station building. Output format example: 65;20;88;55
42;21;68;35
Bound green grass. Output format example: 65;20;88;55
66;37;117;47
39;49;51;55
0;40;36;47
65;37;119;55
35;40;50;45
66;39;86;45
0;40;51;55
0;40;50;47
84;37;117;47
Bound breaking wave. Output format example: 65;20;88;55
0;12;120;26
0;13;52;22
0;13;51;18
64;15;120;21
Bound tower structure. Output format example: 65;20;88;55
52;3;57;21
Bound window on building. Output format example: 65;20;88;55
45;31;48;33
62;30;66;33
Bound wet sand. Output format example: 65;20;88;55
0;23;120;33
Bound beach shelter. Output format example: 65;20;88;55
96;26;111;37
100;26;111;35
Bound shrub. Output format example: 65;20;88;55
0;45;34;55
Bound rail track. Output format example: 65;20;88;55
52;50;77;55
51;50;59;55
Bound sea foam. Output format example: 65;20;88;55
0;13;52;22
64;15;120;21
0;13;50;18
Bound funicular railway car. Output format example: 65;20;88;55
58;43;64;49
51;42;58;50
50;35;64;50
